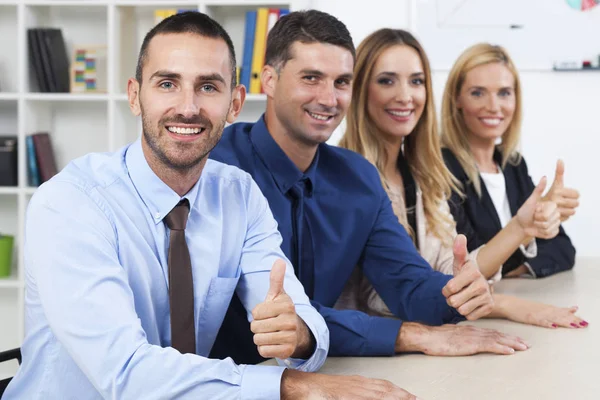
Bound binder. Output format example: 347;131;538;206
249;8;269;94
240;10;257;90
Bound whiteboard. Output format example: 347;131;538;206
414;0;600;70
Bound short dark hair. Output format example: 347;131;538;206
135;11;237;87
265;10;355;71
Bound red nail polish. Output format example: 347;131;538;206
551;323;558;328
570;323;578;328
580;321;588;327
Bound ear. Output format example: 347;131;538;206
227;84;246;124
127;78;141;116
261;64;278;98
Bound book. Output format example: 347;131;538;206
0;136;18;187
26;135;41;187
31;133;58;183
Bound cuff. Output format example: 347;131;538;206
519;238;537;258
241;364;285;400
277;304;328;372
488;265;503;285
365;316;403;356
522;262;537;278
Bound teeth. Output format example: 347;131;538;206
388;110;412;117
308;111;331;121
481;118;501;126
167;126;201;135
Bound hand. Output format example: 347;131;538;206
398;322;529;356
250;259;300;359
543;159;580;222
281;369;419;400
499;296;589;329
442;235;494;320
516;176;561;239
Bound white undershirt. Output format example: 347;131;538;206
480;165;537;278
480;168;512;228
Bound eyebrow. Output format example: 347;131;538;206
376;71;425;78
298;69;354;80
149;70;227;86
467;85;513;91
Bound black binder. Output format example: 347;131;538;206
0;136;18;186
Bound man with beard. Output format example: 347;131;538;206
0;11;392;400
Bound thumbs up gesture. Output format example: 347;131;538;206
251;259;301;359
543;160;580;222
442;235;494;320
516;177;561;239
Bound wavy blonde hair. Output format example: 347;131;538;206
440;43;523;197
339;28;457;244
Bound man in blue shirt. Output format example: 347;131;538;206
210;10;530;366
1;12;404;400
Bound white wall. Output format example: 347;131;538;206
313;0;600;258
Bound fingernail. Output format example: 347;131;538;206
551;323;558;328
580;321;588;327
570;323;579;328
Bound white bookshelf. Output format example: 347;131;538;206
0;0;312;379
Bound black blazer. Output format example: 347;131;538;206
442;148;576;278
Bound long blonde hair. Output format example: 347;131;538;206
339;28;457;244
440;43;523;196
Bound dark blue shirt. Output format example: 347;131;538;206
209;115;463;358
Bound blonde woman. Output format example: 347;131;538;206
338;28;587;329
440;43;578;280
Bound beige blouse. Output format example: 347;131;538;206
334;185;491;318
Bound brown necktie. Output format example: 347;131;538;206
164;199;196;354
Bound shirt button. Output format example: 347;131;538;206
284;359;292;366
154;212;161;220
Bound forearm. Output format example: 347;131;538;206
313;301;401;356
476;217;528;279
484;293;513;319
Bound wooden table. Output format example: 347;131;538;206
272;258;600;399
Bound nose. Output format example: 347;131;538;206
486;94;500;112
394;83;411;104
316;82;337;109
174;86;200;118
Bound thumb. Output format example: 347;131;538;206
525;176;547;206
452;234;468;276
552;159;565;188
266;259;287;301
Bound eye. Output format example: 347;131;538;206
159;81;174;90
377;78;393;86
412;78;425;85
200;84;216;93
470;90;483;97
335;78;350;87
302;75;318;83
499;89;512;97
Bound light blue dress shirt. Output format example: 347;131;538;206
3;139;328;400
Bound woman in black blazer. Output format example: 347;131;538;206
440;43;578;279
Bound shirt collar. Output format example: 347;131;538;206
125;138;202;225
249;114;319;196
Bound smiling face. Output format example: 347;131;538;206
263;41;354;146
128;32;243;172
456;62;516;144
367;44;426;141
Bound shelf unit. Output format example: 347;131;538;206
0;0;313;378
